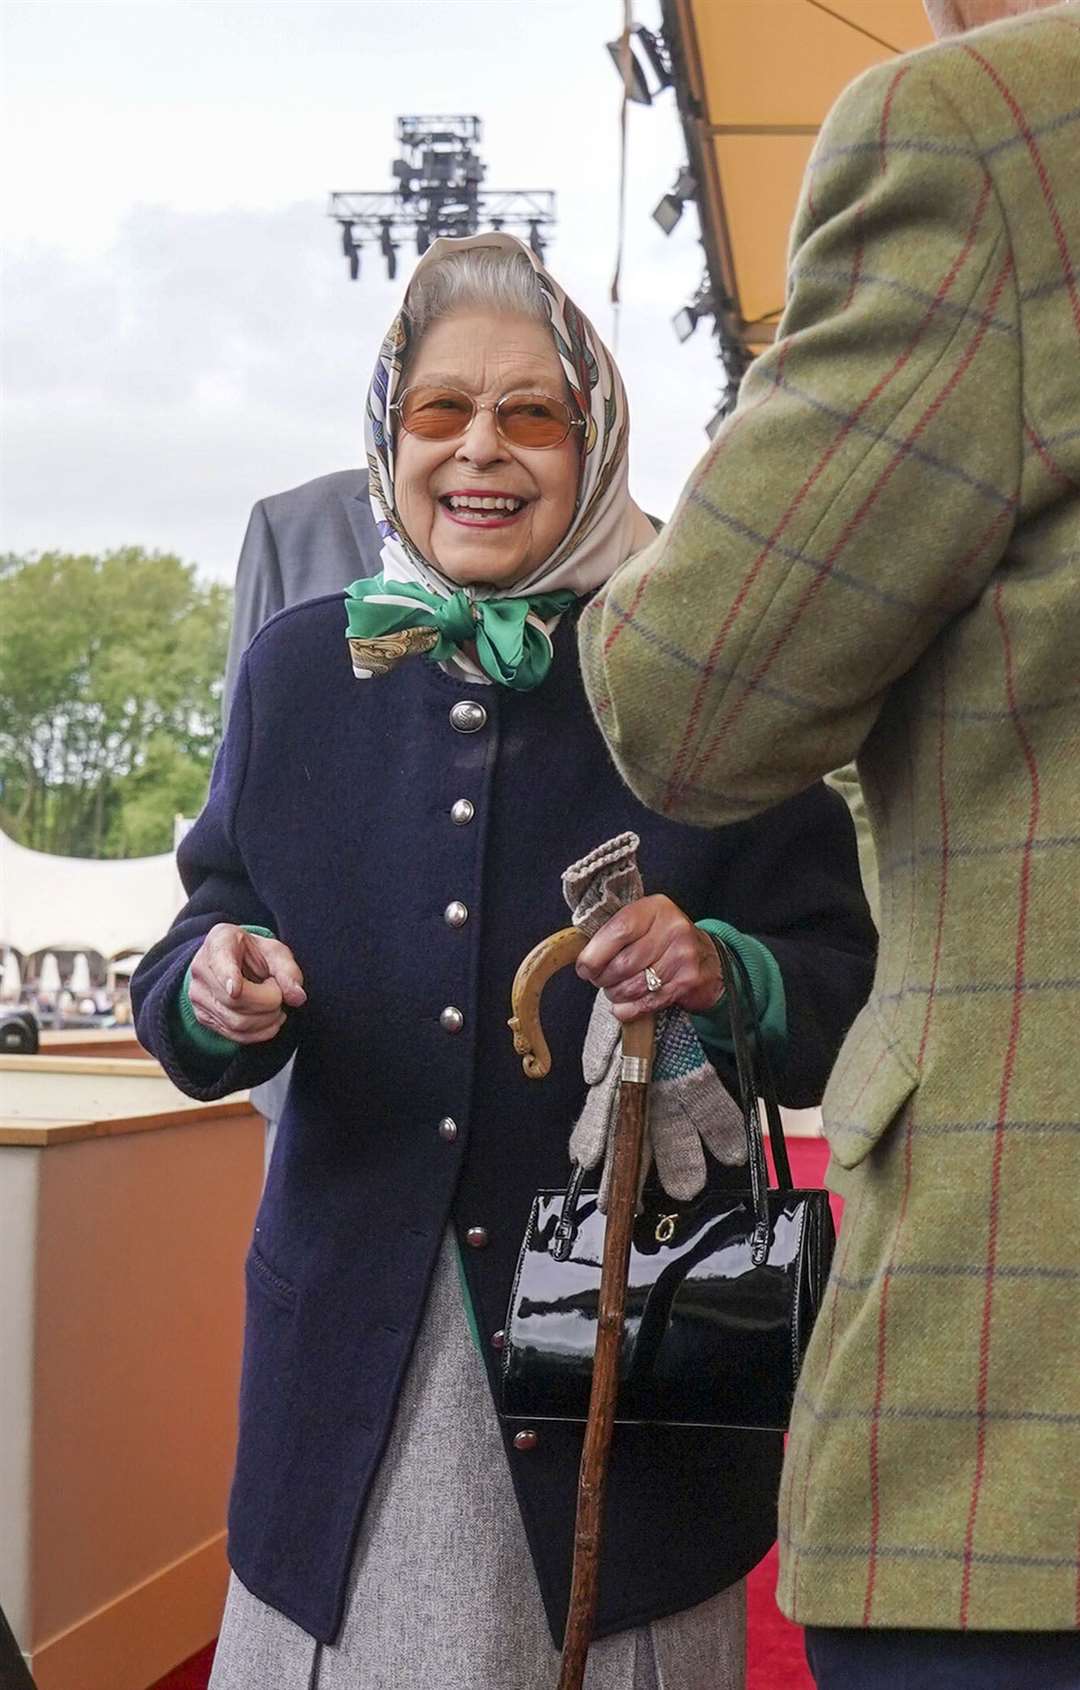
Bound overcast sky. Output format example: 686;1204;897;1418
2;0;726;583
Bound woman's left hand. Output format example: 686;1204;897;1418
575;895;724;1022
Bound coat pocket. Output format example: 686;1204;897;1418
229;1243;302;1567
245;1240;299;1311
822;999;918;1170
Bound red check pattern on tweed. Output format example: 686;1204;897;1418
579;4;1080;1636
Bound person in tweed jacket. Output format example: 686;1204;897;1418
579;2;1080;1686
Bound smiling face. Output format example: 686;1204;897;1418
392;310;580;588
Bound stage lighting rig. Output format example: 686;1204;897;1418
330;116;556;280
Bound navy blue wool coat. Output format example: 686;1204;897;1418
133;594;875;1647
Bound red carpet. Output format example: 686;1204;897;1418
747;1545;814;1690
150;1139;832;1690
148;1642;215;1690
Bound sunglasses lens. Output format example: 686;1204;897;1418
396;387;575;448
498;394;573;448
399;387;474;440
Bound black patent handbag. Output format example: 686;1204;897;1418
500;938;836;1432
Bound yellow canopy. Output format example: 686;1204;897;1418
665;0;933;354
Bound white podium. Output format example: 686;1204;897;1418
0;1050;262;1690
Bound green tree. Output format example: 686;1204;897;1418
0;548;230;857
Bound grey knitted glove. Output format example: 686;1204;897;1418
567;990;623;1207
650;1009;746;1195
569;992;747;1208
562;830;645;939
563;834;747;1211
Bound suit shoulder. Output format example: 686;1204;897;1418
808;16;1070;204
816;37;954;143
800;45;979;244
257;468;369;522
936;0;1080;72
822;6;1078;141
935;4;1080;127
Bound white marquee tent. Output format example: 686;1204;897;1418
0;827;185;961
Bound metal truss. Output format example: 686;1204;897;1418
329;115;556;279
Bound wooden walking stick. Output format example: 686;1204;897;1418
510;927;657;1690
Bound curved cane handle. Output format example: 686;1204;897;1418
508;926;588;1079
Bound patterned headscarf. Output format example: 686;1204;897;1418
350;231;654;686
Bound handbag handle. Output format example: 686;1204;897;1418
707;936;793;1263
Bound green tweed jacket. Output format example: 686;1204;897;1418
580;5;1080;1634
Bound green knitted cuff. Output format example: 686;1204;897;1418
455;1240;484;1355
691;920;787;1059
172;925;275;1062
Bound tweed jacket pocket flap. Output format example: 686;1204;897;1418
821;1001;917;1171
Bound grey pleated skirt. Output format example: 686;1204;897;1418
210;1231;745;1690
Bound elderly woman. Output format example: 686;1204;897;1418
133;234;875;1690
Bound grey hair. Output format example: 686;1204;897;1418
403;246;548;342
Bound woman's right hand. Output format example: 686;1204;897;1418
188;924;307;1044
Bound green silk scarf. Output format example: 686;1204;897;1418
345;575;576;692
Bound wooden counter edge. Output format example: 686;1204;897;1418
0;1054;162;1078
0;1096;258;1146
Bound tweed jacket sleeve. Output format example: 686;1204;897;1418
579;49;1021;824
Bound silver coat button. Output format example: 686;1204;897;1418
450;700;487;733
438;1116;458;1142
450;799;475;825
439;1005;464;1034
513;1429;539;1452
465;1226;489;1249
444;900;469;928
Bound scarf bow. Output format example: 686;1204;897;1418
345;575;576;691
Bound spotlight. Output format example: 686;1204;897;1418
605;24;672;106
607;35;652;104
380;219;398;280
341;224;360;281
652;167;696;236
672;283;713;345
652;194;683;236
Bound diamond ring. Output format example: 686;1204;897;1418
644;966;663;994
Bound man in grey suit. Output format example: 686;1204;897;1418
224;467;382;704
223;469;383;1154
